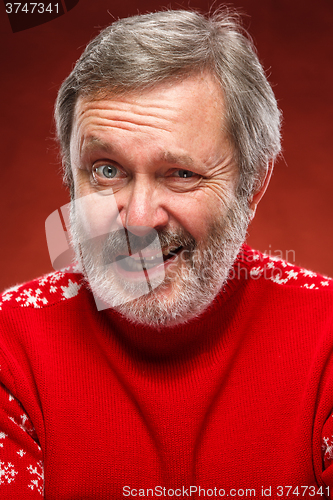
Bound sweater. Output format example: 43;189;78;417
1;245;333;499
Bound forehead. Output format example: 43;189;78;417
71;73;230;165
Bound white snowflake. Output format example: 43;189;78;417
321;281;330;287
72;262;82;273
0;461;17;485
17;289;48;308
38;276;49;287
27;461;44;495
49;286;58;293
285;270;298;280
301;269;317;278
2;293;12;302
266;254;281;262
17;449;26;457
0;432;6;449
49;272;64;284
250;267;263;277
61;280;81;299
323;436;333;461
21;414;28;427
302;283;318;290
8;413;31;434
269;274;290;285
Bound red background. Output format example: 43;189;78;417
0;0;332;292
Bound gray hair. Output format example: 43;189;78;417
55;8;281;199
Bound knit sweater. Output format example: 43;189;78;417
1;245;333;499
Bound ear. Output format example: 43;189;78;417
249;161;274;219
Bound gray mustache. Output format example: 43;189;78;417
79;227;196;266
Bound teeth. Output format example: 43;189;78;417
121;257;145;272
118;252;163;272
126;252;162;262
146;255;157;261
131;253;142;262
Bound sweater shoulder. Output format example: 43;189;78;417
239;245;333;292
0;266;85;311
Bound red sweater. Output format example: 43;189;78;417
1;245;333;499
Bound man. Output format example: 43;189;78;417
1;8;333;499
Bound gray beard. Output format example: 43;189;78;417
69;196;250;328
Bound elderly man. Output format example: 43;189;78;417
1;8;333;499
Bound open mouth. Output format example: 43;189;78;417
116;245;183;272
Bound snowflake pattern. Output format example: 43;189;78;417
238;247;333;291
61;280;82;299
0;461;17;485
8;413;39;442
0;268;82;311
0;432;7;448
0;250;332;312
322;432;333;471
0;386;43;494
27;461;44;495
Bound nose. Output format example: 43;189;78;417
117;177;169;235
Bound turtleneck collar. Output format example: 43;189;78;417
101;244;253;359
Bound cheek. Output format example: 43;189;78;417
174;199;216;242
72;183;121;240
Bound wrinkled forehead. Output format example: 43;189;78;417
70;73;232;167
72;72;226;132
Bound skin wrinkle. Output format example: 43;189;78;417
79;117;174;134
76;133;236;191
80;138;200;174
76;100;178;132
71;86;238;230
69;74;249;326
55;11;282;205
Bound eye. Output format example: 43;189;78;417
175;169;194;178
93;164;118;179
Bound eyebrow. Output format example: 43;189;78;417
80;137;115;156
159;151;195;169
81;137;196;170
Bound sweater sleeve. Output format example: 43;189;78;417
0;383;44;497
321;412;333;497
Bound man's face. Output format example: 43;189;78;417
69;73;250;326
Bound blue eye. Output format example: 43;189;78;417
94;164;118;179
177;170;194;178
101;165;117;178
